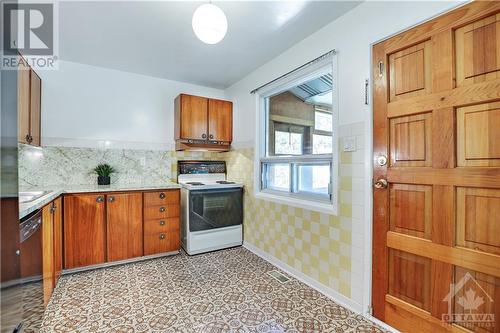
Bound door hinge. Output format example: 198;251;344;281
378;61;384;77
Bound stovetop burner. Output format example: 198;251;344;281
186;182;205;186
216;181;235;184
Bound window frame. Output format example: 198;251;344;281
253;56;339;215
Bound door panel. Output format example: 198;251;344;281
208;99;232;142
389;41;432;102
389;184;432;239
457;102;500;167
389;250;432;311
106;192;143;262
63;194;106;269
389;113;432;167
456;13;500;87
373;2;500;332
179;94;208;140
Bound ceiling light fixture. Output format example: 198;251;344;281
192;3;227;45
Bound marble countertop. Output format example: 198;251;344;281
19;182;181;219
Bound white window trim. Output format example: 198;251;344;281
253;54;339;215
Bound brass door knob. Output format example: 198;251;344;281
374;179;388;189
376;155;388;166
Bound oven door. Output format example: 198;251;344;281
189;188;243;232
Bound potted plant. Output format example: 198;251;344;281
93;163;116;185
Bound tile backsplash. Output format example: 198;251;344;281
18;144;220;187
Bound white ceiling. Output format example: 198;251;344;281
59;1;361;88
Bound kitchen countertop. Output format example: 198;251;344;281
19;182;181;219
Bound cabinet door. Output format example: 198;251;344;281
30;70;41;146
42;203;54;306
179;94;208;140
63;194;106;269
17;58;30;144
106;192;143;262
53;197;63;283
208;99;232;142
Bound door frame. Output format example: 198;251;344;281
364;0;471;321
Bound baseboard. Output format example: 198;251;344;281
243;241;362;313
365;315;401;333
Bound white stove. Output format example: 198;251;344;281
178;161;243;255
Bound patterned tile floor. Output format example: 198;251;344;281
41;247;387;332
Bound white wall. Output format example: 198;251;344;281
39;61;225;150
225;0;466;313
226;0;466;145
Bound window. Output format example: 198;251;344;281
257;60;336;210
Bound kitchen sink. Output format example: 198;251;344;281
19;191;51;203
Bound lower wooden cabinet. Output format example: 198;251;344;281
106;192;143;262
144;218;180;255
62;189;180;270
42;197;62;305
63;194;106;269
143;190;180;255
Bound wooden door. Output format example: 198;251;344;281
106;192;143;262
30;70;41;146
63;194;106;269
176;94;208;140
53;197;63;283
208;99;233;142
373;3;500;333
42;203;54;306
17;57;30;144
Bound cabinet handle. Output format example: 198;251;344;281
159;233;166;240
159;220;165;226
108;196;115;203
96;196;104;202
201;133;207;139
159;206;166;212
159;192;165;199
209;134;214;139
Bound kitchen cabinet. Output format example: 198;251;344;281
106;192;143;262
208;98;232;142
63;194;106;269
41;197;62;305
143;190;180;255
53;197;63;282
174;93;232;151
62;189;180;270
17;54;41;146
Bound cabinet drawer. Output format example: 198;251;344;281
144;190;179;207
143;204;179;219
144;218;179;233
144;229;180;255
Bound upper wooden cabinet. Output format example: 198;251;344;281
174;93;233;151
17;54;41;146
209;98;233;142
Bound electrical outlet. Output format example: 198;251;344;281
140;157;146;166
343;136;356;152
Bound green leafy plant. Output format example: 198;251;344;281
93;163;116;177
